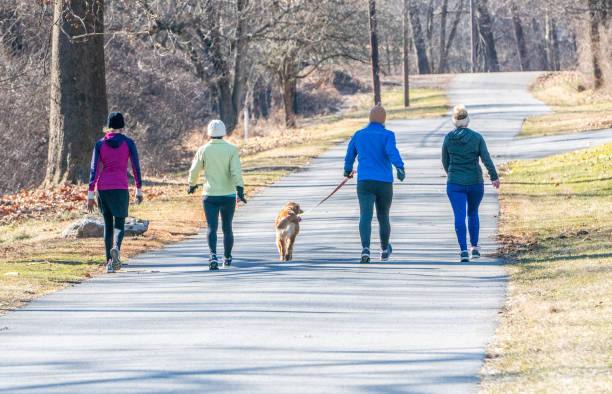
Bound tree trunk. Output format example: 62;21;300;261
202;1;238;133
231;0;249;124
470;0;477;72
425;0;435;72
545;12;560;71
443;0;464;73
588;0;604;88
438;0;448;74
368;0;381;104
476;0;500;72
217;78;236;133
511;2;529;71
46;0;108;186
280;75;297;128
531;17;548;70
408;0;431;74
403;0;410;107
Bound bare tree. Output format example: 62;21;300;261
408;0;431;74
438;0;464;73
136;0;272;133
403;0;410;106
510;1;529;71
588;0;606;88
368;0;382;104
476;0;499;72
46;0;108;185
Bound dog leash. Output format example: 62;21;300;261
300;170;356;217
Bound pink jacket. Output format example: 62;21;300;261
88;133;142;197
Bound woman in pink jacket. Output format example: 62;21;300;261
87;112;143;273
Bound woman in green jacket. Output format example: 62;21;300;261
188;120;246;271
442;105;500;263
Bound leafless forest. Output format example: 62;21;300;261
0;0;610;195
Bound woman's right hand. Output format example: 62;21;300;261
492;180;500;189
87;199;96;212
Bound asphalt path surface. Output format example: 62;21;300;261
2;72;611;393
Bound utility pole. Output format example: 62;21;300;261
368;0;381;105
470;0;477;73
403;0;410;107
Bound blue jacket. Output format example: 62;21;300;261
344;122;404;183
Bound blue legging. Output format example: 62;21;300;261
446;183;484;251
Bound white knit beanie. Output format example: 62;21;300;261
207;120;226;137
452;105;470;128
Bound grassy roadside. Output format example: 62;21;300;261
480;143;612;392
1;85;450;315
520;71;612;138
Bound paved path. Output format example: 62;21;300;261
2;73;611;393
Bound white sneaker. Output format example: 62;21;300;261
106;260;114;273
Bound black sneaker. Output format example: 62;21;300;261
460;250;470;263
381;244;393;261
471;247;481;259
110;247;122;271
223;256;232;267
209;254;219;271
360;248;371;264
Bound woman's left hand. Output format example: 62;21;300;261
87;199;96;212
492;180;500;189
135;195;143;204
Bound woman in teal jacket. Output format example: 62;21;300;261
442;105;500;262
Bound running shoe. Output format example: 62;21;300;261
106;260;114;273
471;246;481;259
460;250;470;263
360;248;371;264
110;247;122;271
223;256;232;267
381;244;393;261
209;254;219;271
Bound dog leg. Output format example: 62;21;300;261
286;236;296;261
277;235;286;261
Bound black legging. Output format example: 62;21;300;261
357;180;393;250
101;212;125;261
203;196;236;258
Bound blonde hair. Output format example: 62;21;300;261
453;105;468;120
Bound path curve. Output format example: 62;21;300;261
2;72;611;393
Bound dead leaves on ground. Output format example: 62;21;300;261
0;184;87;224
0;184;165;225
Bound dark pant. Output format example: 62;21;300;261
97;189;129;261
357;180;393;250
446;183;484;251
203;196;236;258
101;214;125;261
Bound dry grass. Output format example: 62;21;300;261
480;143;612;393
0;85;449;315
521;71;612;138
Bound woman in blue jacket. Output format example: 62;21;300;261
344;105;405;264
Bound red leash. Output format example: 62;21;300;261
301;170;356;217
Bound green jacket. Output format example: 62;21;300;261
442;127;498;185
188;139;245;196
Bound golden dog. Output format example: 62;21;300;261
275;202;303;261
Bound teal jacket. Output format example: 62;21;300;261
442;127;498;185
